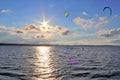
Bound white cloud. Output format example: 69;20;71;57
73;16;109;30
95;17;109;28
0;23;70;41
0;9;11;14
0;23;120;45
0;25;14;32
82;11;88;16
52;38;118;45
94;29;109;37
73;17;94;30
0;25;6;32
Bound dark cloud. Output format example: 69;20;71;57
14;30;24;34
35;35;45;38
100;28;120;37
57;26;62;30
111;39;120;43
62;30;70;35
100;34;113;37
24;24;40;31
110;28;120;35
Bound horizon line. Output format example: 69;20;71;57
0;43;120;46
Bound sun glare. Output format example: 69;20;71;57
41;21;49;27
39;17;52;31
40;17;51;27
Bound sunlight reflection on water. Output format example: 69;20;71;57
32;46;56;80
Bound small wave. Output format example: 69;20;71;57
71;72;90;77
0;72;26;78
72;66;103;70
0;66;12;69
91;71;120;78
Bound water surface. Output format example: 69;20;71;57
0;45;120;80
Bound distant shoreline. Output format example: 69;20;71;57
0;43;120;47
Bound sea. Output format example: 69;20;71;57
0;45;120;80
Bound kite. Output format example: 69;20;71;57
64;11;70;18
103;7;112;16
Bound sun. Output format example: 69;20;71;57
40;17;51;31
40;17;50;27
41;21;48;27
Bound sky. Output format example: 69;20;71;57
0;0;120;45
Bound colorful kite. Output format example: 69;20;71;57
103;6;112;16
64;11;70;18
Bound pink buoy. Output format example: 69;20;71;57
69;56;78;65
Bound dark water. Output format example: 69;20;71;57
0;45;120;80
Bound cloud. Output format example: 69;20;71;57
0;25;14;32
1;24;120;45
95;17;109;28
73;17;94;29
73;16;109;30
95;29;109;37
0;23;70;41
62;30;70;36
82;12;88;16
51;38;116;45
23;24;40;32
111;39;120;43
0;9;11;14
0;25;6;32
96;28;120;37
0;21;119;45
14;30;24;34
11;29;25;34
54;26;70;36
